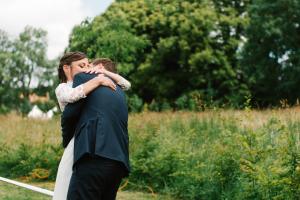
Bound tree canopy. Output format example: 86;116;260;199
1;0;300;113
68;0;252;110
241;0;300;107
0;26;55;113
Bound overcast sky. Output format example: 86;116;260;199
0;0;114;59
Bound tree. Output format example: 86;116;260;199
241;0;300;106
0;30;14;112
69;17;149;76
68;0;252;110
11;26;48;98
0;26;54;113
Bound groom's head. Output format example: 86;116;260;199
92;58;117;73
58;52;89;83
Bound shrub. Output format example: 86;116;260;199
175;91;204;111
0;143;62;181
127;94;143;113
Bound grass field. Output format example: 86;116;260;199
1;109;300;199
0;111;185;199
0;181;173;200
2;108;300;147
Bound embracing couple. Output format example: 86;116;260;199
53;52;130;200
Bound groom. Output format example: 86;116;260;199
61;60;130;199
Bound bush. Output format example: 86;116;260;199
128;113;300;199
127;94;143;113
0;143;62;181
175;91;204;111
36;100;57;112
18;99;33;115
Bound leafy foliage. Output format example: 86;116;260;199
2;111;300;199
68;0;251;109
0;27;56;113
241;0;300;106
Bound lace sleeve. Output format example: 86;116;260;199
55;83;86;111
117;77;131;91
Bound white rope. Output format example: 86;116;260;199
0;176;54;197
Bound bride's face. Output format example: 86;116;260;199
70;58;90;79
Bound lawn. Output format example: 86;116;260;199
1;109;300;199
0;181;173;200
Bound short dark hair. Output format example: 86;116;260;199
58;52;87;83
92;58;117;73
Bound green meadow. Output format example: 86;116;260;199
1;109;300;199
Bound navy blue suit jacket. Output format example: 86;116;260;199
61;73;130;174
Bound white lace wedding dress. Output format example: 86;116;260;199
53;81;86;200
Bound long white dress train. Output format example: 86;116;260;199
53;81;83;200
52;137;74;200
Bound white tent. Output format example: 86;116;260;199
27;105;57;120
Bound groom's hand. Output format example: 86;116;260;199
96;74;117;91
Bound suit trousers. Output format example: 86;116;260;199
67;154;126;200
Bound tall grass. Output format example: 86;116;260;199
1;109;300;199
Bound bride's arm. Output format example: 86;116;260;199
55;76;116;105
86;68;131;91
102;69;131;91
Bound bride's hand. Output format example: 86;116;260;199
84;67;104;74
96;74;116;91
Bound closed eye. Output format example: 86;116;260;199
79;63;87;68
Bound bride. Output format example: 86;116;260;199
53;52;131;200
